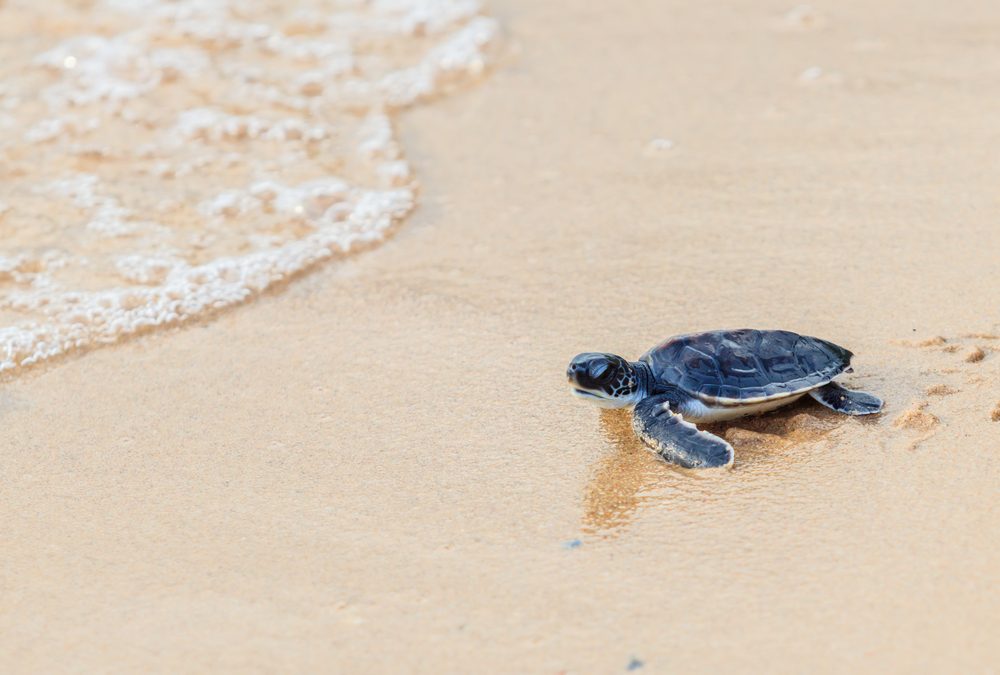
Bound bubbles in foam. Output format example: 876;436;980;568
0;0;498;375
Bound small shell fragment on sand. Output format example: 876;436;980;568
776;4;828;32
644;138;675;155
798;66;843;86
799;66;824;82
991;403;1000;423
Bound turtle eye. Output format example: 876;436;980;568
589;361;609;380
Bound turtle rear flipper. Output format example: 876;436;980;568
632;394;734;469
809;382;883;415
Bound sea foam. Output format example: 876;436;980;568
0;0;498;375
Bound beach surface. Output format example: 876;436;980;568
2;0;999;672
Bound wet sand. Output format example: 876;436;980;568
2;0;999;672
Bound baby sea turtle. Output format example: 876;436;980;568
566;329;883;469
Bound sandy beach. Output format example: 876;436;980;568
2;0;999;672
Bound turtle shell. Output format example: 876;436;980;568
641;329;853;405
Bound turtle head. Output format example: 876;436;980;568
566;352;641;408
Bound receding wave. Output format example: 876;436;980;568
0;0;498;374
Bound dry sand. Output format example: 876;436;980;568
2;0;1000;672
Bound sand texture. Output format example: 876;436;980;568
2;0;1000;673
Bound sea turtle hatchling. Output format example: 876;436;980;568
566;329;883;469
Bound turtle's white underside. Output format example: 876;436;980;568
678;392;809;423
571;383;819;418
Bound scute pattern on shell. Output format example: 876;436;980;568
641;329;853;404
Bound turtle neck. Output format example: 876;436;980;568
631;360;655;401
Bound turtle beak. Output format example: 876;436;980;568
566;362;586;386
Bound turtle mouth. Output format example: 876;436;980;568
571;388;607;401
571;386;632;409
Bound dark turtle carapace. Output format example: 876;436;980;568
566;329;883;469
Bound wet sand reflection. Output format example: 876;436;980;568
581;404;843;537
580;409;672;537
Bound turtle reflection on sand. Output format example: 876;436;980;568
567;329;883;469
582;408;843;536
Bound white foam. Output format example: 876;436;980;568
0;0;498;375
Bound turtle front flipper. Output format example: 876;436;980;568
809;382;883;415
632;394;734;469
